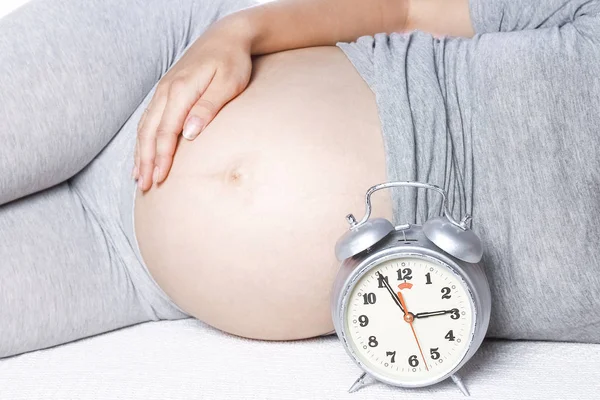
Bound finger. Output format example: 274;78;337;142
181;72;244;141
137;90;168;191
132;140;139;180
137;106;149;133
133;107;149;179
133;139;141;180
153;71;214;185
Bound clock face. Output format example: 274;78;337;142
343;255;475;386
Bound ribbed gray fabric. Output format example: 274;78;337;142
337;0;600;342
0;0;257;359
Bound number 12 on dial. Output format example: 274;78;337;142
345;256;476;386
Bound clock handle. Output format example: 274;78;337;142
350;181;469;231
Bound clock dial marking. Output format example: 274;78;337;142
345;256;475;385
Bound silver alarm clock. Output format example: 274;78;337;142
331;181;491;396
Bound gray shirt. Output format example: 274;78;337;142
338;0;600;341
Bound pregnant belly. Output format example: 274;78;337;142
134;47;392;340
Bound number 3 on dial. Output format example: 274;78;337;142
346;257;475;384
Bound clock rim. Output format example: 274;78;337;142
337;249;479;388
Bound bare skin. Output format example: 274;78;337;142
133;0;473;191
134;46;393;340
133;0;475;340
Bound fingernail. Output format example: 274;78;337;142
152;166;160;185
132;166;139;180
138;176;144;191
182;116;204;140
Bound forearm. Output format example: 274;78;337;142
223;0;474;56
407;0;474;38
228;0;410;55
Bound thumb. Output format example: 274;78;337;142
182;73;244;140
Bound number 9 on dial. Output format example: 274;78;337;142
331;181;491;394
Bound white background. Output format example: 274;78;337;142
0;0;272;19
0;0;29;17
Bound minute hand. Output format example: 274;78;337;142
414;309;458;319
375;272;405;314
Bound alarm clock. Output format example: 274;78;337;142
331;181;491;396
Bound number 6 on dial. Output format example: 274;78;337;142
331;181;491;396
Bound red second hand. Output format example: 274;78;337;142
397;291;429;371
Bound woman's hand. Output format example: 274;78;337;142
134;17;253;191
132;0;432;192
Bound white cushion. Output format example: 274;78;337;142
1;319;598;399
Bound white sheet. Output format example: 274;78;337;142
1;319;599;400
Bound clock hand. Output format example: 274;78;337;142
414;308;459;319
375;272;405;314
396;291;429;371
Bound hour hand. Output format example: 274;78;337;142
375;272;405;314
414;308;459;319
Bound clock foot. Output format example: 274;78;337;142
451;373;470;397
348;372;369;393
